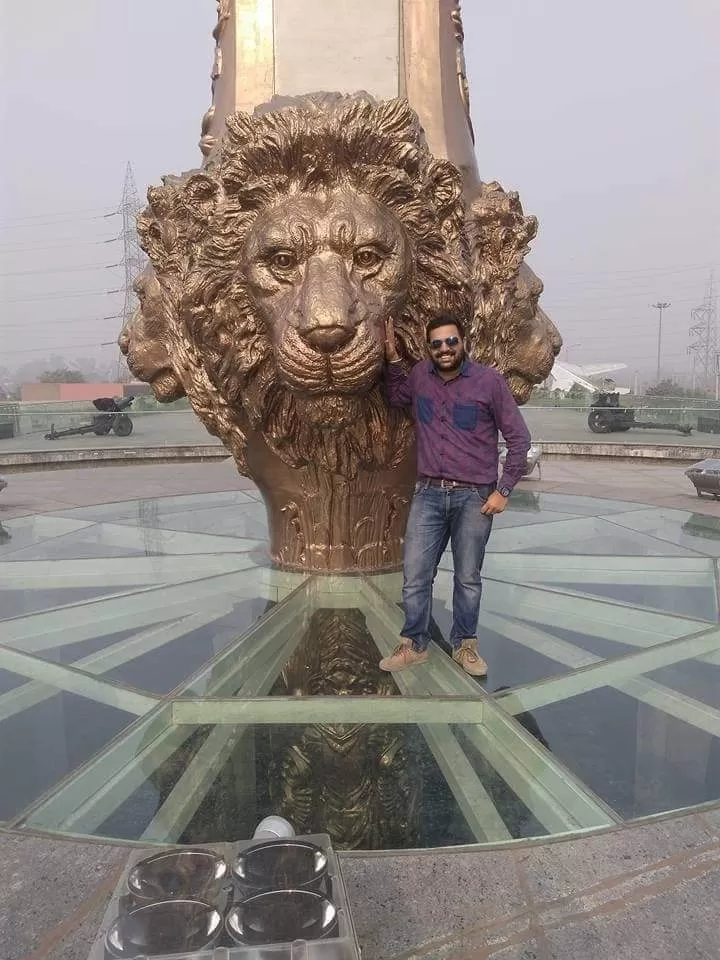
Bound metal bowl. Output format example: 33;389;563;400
226;889;339;944
105;899;223;958
232;839;328;895
126;848;228;904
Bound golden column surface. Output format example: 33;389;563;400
200;0;274;155
200;0;478;189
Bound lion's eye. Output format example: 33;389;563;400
268;250;297;270
354;247;383;270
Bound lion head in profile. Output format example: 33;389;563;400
120;95;470;477
467;181;562;403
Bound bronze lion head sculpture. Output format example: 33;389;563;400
121;94;470;480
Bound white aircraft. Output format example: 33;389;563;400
546;361;629;394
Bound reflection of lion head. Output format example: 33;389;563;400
468;182;562;403
121;95;470;477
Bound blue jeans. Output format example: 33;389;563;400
400;481;495;651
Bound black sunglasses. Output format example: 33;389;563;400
429;336;460;350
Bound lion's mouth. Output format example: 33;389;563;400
277;324;385;396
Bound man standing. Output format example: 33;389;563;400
380;312;531;675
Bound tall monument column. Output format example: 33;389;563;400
122;0;561;573
200;0;479;186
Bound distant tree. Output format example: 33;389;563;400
530;384;551;401
72;356;116;382
645;379;706;398
567;382;591;400
40;368;86;383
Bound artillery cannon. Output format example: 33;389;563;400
587;391;691;436
45;396;135;441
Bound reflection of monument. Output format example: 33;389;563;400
267;609;421;849
120;1;561;572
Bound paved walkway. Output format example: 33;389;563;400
1;799;718;960
2;456;719;521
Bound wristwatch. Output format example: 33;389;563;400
498;485;512;498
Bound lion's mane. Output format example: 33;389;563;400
123;95;471;477
467;181;560;403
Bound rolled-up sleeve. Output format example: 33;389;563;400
491;374;531;491
384;363;414;407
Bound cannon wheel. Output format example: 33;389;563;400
93;422;112;436
588;410;613;434
113;415;133;437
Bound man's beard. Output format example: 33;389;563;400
431;349;465;374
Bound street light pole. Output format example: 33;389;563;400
651;301;670;384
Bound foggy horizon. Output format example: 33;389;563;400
1;0;718;391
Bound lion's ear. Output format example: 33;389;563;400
427;159;464;225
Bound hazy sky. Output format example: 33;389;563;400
1;0;718;385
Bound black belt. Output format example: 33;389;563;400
422;477;491;490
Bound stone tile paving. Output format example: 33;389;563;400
341;813;720;959
2;813;716;960
0;831;127;960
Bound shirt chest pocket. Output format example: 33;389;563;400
453;401;494;431
417;396;434;424
453;402;478;431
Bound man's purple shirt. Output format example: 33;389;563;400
385;358;531;492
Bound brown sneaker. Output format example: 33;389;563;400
379;641;429;672
452;639;488;677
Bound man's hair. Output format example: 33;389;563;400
426;312;466;342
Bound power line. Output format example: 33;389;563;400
552;271;720;290
558;262;720;278
1;288;122;304
548;294;717;307
0;206;120;224
0;263;121;278
0;212;120;231
0;235;121;252
1;313;122;330
4;341;116;356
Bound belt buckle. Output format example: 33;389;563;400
440;478;455;489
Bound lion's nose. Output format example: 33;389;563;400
302;325;354;352
545;315;563;355
296;253;357;352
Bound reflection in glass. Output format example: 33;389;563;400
265;608;423;850
530;688;720;818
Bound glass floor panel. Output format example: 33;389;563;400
57;720;551;848
501;687;720;819
0;665;141;821
2;490;719;850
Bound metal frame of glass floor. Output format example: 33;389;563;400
1;488;719;849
